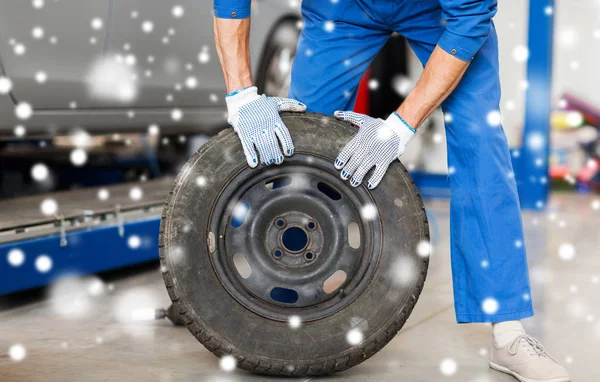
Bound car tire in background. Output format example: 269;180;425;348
255;19;301;98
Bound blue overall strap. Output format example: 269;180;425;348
214;0;251;19
438;0;498;62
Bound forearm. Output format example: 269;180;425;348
397;46;469;129
213;16;253;93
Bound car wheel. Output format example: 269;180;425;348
159;113;429;376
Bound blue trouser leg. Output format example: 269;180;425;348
290;0;534;323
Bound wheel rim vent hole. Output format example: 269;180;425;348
317;182;342;200
265;176;292;190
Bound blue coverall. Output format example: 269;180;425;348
214;0;534;324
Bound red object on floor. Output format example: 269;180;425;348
354;69;370;115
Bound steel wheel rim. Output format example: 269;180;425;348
207;154;383;322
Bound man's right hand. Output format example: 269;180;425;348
226;86;306;168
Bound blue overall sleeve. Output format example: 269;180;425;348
213;0;251;19
437;0;498;61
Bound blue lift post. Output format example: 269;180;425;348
515;0;555;210
413;0;555;209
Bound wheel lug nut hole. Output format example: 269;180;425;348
273;249;283;259
306;220;317;230
304;252;315;261
275;218;286;228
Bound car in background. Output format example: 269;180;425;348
0;0;301;138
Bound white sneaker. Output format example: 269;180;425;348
489;335;571;382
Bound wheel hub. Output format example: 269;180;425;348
209;154;383;321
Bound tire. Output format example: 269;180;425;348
159;113;429;376
255;19;299;97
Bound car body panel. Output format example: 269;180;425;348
0;0;110;109
0;0;300;138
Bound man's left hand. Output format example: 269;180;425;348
334;111;416;189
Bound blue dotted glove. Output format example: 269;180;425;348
334;111;416;189
226;86;306;167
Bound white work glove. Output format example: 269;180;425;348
226;86;306;167
334;111;416;189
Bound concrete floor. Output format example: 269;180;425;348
1;192;598;381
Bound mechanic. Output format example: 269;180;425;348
212;1;570;381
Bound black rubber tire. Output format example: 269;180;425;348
159;113;429;377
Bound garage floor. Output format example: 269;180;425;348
1;193;597;381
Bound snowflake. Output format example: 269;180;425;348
129;187;143;201
185;77;197;89
127;235;141;249
288;315;301;329
360;204;377;220
558;243;575;261
86;56;138;102
482;297;499;315
392;75;414;97
91;18;104;30
32;26;44;39
196;176;207;187
390;257;416;286
172;5;184;18
35;71;47;84
13;43;26;56
0;77;13;94
70;149;87;167
198;50;210;64
220;355;237;372
486;110;502;126
570;60;580;71
141;21;154;33
171;109;183;121
444;113;453;123
125;54;136;66
40;198;58;216
526;132;545;150
368;79;379;90
148;124;160;136
558;28;578;47
544;6;553;16
35;254;53;273
592;200;600;211
31;163;49;181
7;248;25;267
481;260;489;269
512;45;529;63
566;111;583;127
324;21;335;32
439;358;457;376
9;344;26;362
346;328;363;345
130;308;156;321
416;240;432;257
97;188;110;201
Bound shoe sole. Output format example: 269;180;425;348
489;360;571;382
